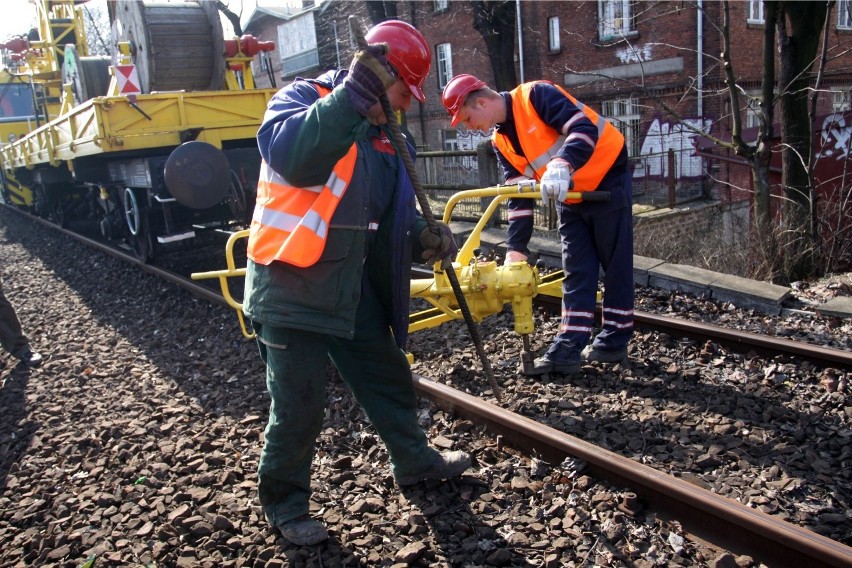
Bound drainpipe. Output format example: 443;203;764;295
697;0;703;117
412;1;427;148
516;0;524;84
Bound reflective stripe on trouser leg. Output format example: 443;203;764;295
557;205;598;351
329;281;437;479
255;323;330;526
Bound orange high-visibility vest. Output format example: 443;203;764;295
248;85;358;267
493;81;624;199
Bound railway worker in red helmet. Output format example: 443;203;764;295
242;20;470;546
442;74;634;375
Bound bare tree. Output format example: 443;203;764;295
471;1;517;91
775;0;831;281
216;1;243;36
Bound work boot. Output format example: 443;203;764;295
396;450;472;486
523;343;581;376
581;344;628;364
18;348;43;369
275;514;328;546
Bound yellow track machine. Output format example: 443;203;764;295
192;184;597;372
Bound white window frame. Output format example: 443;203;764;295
601;97;641;157
598;0;636;41
747;0;765;24
548;16;561;51
832;87;852;112
838;0;852;29
436;43;453;89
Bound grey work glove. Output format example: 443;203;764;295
343;43;395;116
420;222;458;265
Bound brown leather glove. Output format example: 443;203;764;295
343;43;395;116
420;222;458;264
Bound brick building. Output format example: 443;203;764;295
243;0;852;252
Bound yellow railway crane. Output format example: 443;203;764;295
0;0;277;261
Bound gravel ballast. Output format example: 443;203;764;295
0;208;849;567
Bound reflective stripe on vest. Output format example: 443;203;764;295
493;81;624;193
247;84;358;267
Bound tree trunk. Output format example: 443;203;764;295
753;1;777;280
471;1;517;91
776;0;828;281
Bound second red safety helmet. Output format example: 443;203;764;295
442;74;487;126
365;20;431;103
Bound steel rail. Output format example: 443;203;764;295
409;265;852;369
3;206;226;307
412;373;852;568
532;290;852;369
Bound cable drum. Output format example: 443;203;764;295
62;44;111;105
111;0;225;93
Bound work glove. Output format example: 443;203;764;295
540;159;573;204
505;250;528;263
343;43;395;117
508;175;537;193
420;222;458;265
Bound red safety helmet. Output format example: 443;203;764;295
365;20;431;103
442;74;487;126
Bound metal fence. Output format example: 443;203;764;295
415;144;707;228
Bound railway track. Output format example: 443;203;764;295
6;205;852;567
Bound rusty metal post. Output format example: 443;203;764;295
476;141;498;226
668;148;676;208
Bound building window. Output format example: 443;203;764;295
832;88;852;111
598;0;636;41
436;43;453;89
747;0;764;24
744;100;761;129
601;97;641;157
434;0;448;12
548;17;561;51
838;0;852;29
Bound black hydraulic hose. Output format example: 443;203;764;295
349;17;503;402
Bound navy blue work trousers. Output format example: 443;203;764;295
554;168;634;353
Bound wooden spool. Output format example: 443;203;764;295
111;0;225;93
62;44;111;105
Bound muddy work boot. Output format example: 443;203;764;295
18;348;43;369
523;343;581;376
275;514;328;546
581;344;628;364
396;450;472;486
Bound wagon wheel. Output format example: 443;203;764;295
227;170;248;223
123;187;151;262
32;184;51;219
51;192;67;228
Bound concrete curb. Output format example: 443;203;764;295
447;222;850;319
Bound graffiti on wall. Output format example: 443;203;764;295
453;129;491;171
634;116;712;179
815;112;852;161
616;43;653;65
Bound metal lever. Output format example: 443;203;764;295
349;16;503;402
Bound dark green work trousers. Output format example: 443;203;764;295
0;277;30;359
253;284;437;527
